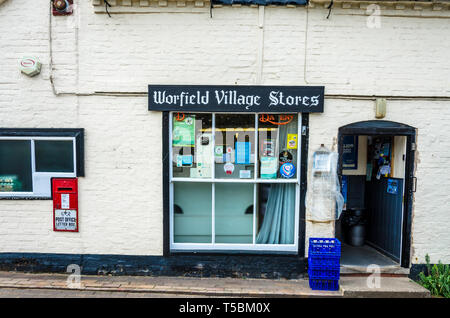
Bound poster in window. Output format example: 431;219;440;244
172;115;195;147
0;175;22;192
235;142;251;165
286;134;298;150
176;155;193;167
342;136;358;170
261;139;275;157
260;157;277;179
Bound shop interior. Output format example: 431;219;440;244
336;134;407;269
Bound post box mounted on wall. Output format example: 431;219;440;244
52;178;78;232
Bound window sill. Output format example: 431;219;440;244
169;249;299;256
0;196;51;200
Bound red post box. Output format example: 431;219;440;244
52;178;78;232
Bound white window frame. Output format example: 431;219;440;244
169;112;301;253
0;136;77;198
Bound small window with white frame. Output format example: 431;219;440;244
170;113;301;253
0;129;84;198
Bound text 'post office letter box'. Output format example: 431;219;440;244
52;178;78;232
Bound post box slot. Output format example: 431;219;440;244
57;187;73;191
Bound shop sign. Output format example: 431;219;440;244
259;114;294;125
149;85;324;113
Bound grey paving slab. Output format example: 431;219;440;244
340;276;430;298
0;287;214;298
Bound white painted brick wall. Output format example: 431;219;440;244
0;0;449;263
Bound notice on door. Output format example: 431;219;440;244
54;209;77;231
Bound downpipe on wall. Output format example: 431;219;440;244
256;5;265;85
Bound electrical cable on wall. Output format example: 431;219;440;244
104;0;112;18
210;0;213;18
326;0;334;19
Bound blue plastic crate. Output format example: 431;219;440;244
308;264;340;280
308;238;341;291
309;278;339;291
308;255;340;267
309;238;341;257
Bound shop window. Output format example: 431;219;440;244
0;129;83;198
170;113;300;253
174;182;212;243
0;140;33;193
35;140;74;173
215;182;254;244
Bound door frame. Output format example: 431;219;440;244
337;120;416;268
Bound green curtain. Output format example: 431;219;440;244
256;183;295;244
256;120;297;244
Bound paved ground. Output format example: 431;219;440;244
0;271;430;298
0;287;212;298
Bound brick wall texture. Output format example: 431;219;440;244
0;0;449;264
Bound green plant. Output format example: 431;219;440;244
418;254;450;298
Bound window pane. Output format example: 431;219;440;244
256;183;296;244
173;182;212;243
215;183;253;244
172;113;212;178
35;140;74;173
215;114;255;179
258;114;298;179
0;140;33;192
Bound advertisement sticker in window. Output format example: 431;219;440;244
172;115;195;147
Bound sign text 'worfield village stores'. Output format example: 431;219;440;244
148;85;324;113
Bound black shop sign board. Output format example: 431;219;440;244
148;85;324;113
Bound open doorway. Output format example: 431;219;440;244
336;121;416;270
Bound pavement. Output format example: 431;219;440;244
0;271;430;298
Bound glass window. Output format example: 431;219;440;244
258;114;298;180
35;140;74;173
215;114;255;179
256;183;296;245
0;136;77;198
215;183;253;244
170;113;300;252
0;140;33;192
172;113;212;178
173;182;212;243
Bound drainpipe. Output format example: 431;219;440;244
256;5;265;84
